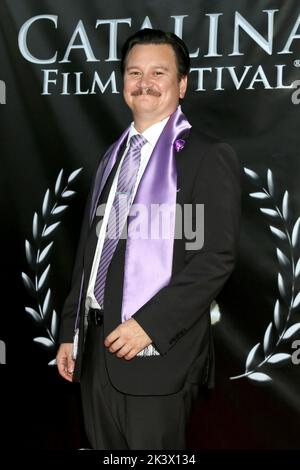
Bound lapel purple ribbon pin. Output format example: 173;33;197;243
174;138;186;152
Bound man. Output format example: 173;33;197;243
56;28;241;450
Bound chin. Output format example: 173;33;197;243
134;104;158;113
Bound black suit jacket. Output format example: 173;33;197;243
59;123;242;396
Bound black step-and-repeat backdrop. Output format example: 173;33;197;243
1;0;300;449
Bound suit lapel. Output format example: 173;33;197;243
83;142;127;287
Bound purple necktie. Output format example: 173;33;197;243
94;133;147;308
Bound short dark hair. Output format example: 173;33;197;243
121;28;190;80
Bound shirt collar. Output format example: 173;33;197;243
127;113;171;148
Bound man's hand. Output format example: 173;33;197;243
104;318;152;360
56;343;74;382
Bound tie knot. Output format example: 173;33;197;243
129;134;147;150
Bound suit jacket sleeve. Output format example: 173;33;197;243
58;187;92;344
132;142;242;355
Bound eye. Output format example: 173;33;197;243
154;71;163;76
129;71;141;76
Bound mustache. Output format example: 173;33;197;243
131;88;161;97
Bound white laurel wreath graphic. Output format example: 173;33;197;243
230;168;300;383
22;168;83;365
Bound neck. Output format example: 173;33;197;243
133;108;177;134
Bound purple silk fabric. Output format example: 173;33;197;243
89;106;191;321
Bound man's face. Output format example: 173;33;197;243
123;43;187;123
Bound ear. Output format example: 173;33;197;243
179;75;188;99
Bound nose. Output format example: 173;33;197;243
137;72;153;89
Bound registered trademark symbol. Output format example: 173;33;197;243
293;59;300;67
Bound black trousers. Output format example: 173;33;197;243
80;322;199;450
